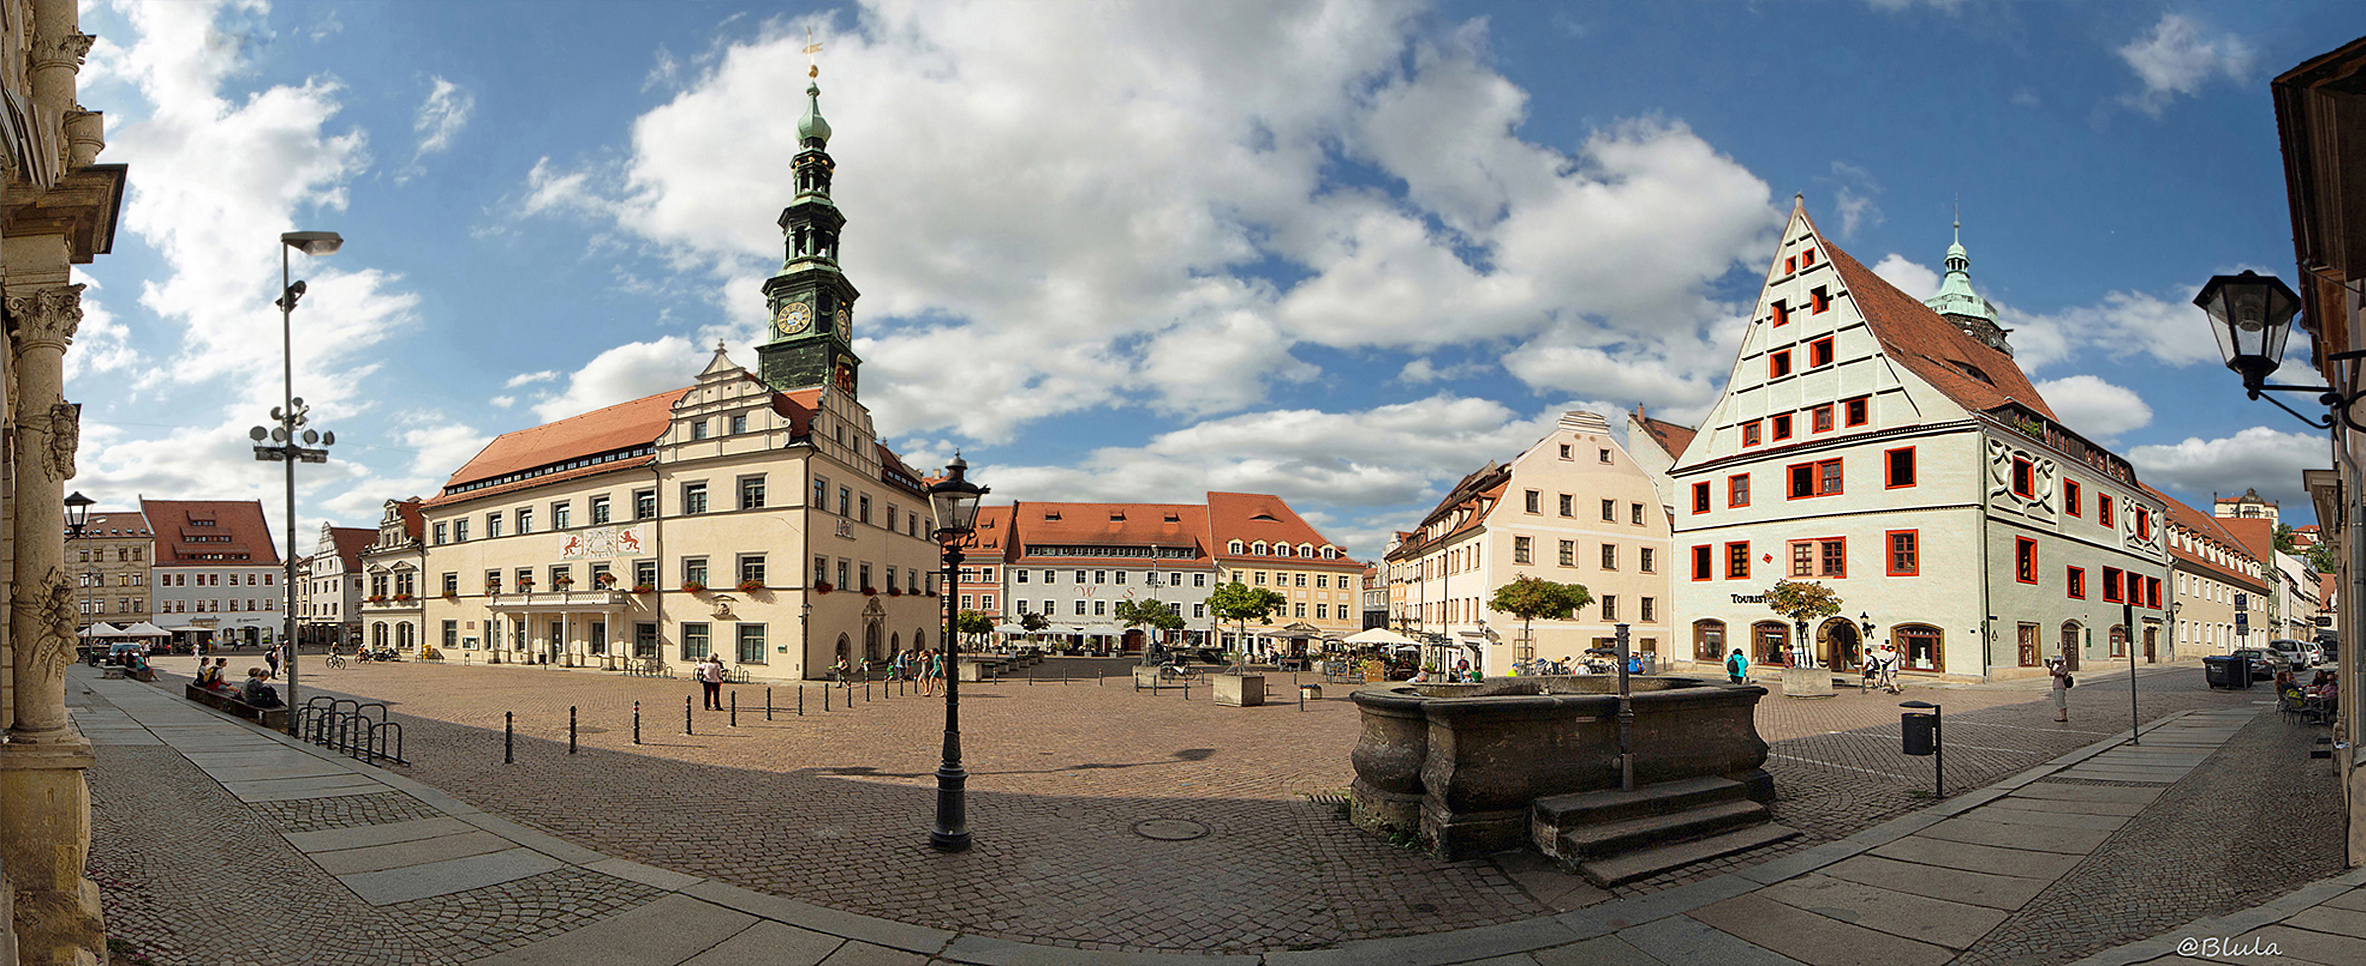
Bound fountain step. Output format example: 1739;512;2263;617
1532;775;1749;827
1548;798;1769;860
1577;822;1803;888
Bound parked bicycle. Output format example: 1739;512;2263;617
1157;662;1202;681
322;650;347;670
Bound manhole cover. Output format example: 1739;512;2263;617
1133;818;1208;841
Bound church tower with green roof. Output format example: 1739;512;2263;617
757;71;864;397
1923;216;2012;357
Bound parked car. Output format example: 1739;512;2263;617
2267;639;2312;670
2229;648;2289;683
2299;642;2327;668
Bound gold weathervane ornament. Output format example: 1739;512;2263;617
805;27;822;79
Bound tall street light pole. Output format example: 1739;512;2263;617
255;230;341;735
928;455;987;852
65;491;93;655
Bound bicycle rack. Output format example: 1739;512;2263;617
296;698;408;766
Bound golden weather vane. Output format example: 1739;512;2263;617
805;26;823;79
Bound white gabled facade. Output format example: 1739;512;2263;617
1671;202;2170;681
1387;411;1673;673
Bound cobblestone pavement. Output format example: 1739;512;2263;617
103;659;2266;956
1951;707;2346;966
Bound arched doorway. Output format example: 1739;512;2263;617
835;633;851;663
864;620;882;663
1751;621;1789;666
915;628;928;650
889;632;901;656
2059;621;2082;672
371;623;387;650
1818;618;1862;670
1694;619;1726;663
397;623;414;651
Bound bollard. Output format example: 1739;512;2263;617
1298;688;1304;712
1062;668;1068;685
570;705;578;755
685;694;693;736
633;700;641;745
505;711;515;764
1098;671;1103;687
865;677;871;703
731;690;738;728
824;682;831;711
1183;675;1190;700
799;686;805;716
766;687;773;721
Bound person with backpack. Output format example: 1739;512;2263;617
2048;658;2073;722
240;667;283;708
1725;647;1749;684
1873;643;1902;694
698;654;727;710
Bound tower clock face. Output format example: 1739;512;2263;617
835;307;850;338
774;301;812;336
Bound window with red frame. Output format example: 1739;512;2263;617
2128;571;2144;606
1742;421;1762;446
2103;566;2123;602
2011;457;2034;498
2067;566;2086;598
1811;286;1831;313
2098;494;2113;528
1887;530;1918;576
2135;506;2152;541
1726;541;1750;579
1772;413;1795;440
1886;447;1917;488
1728;474;1750;507
2015;538;2037;583
1771;300;1789;326
2065;480;2082;517
1811;405;1834;433
1783;256;1796;275
1692;481;1711;514
1788;459;1843;498
1802;248;1817;267
1844;396;1869;426
1809;338;1834;368
1692;545;1712;581
2147;577;2161;608
1769;350;1793;379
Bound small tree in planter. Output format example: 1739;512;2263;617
1115;597;1186;665
1763;579;1842;666
1207;580;1287;660
1488;576;1593;663
955;609;995;647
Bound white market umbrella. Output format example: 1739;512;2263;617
1345;627;1417;646
119;622;172;638
78;623;121;638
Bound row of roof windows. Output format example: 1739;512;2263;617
1225;539;1339;560
446;445;656;496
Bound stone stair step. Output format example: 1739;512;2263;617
1531;776;1747;828
1554;798;1769;859
1577;823;1803;888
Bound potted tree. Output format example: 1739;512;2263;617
1764;579;1841;697
1488;575;1593;674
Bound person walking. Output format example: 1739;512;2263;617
264;642;282;679
1725;647;1749;684
698;654;726;710
831;654;850;689
2048;658;2072;722
921;648;942;697
1874;642;1902;694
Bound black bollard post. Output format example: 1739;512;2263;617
684;694;693;736
570;705;578;754
1183;675;1190;700
1298;687;1304;712
505;711;514;764
824;681;831;711
799;685;805;716
766;687;773;721
731;690;738;727
633;700;641;745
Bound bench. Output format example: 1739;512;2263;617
184;682;288;730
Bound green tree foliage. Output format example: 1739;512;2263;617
954;610;995;639
1764;580;1842;626
1487;576;1593;652
1207;580;1288;653
1019;611;1052;633
1116;597;1187;663
2307;540;2339;575
2275;523;2298;554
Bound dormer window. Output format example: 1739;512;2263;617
1252;541;1269;555
1323;547;1337;559
1810;287;1831;314
1771;300;1790;327
1299;543;1314;557
1950;360;1996;386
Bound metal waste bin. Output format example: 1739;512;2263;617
2203;655;2244;690
1901;711;1937;756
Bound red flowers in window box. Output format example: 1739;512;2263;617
887;586;903;596
815;581;834;594
737;578;764;593
862;586;879;596
366;594;387;604
631;584;655;594
393;592;414;602
680;580;706;593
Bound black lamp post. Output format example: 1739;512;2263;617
928;454;988;852
2200;269;2366;428
66;491;93;645
253;229;342;735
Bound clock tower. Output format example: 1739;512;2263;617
758;73;863;396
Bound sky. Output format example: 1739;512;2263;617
61;0;2366;562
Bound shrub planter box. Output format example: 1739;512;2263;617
1780;665;1835;698
1214;673;1265;707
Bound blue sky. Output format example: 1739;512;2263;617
63;0;2365;559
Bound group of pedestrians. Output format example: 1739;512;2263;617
883;648;947;697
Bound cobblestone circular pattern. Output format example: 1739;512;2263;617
1133;818;1209;841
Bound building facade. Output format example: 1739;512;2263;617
304;524;374;647
141;499;283;650
1387;411;1673;673
1626;406;1697;517
73;510;151;630
1671;203;2169;681
1204;492;1366;654
358;498;426;655
2156;489;2270;660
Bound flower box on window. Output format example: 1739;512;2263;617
815;581;834;594
681;580;706;594
737;578;764;593
631;584;655;595
366;594;387;604
393;592;413;602
516;579;535;591
553;577;574;589
596;574;617;587
862;586;879;596
887;586;903;596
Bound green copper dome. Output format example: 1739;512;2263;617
797;81;831;146
1925;218;1997;330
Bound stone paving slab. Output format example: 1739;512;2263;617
1753;873;2009;950
1982;796;2149;817
677;880;955;956
283;816;480;853
2321;888;2366;913
466;894;758;966
205;761;356;782
2009;783;2164;804
1954;804;2133;831
1261;916;1578;966
813;943;931;966
1868;835;2084;878
1914;815;2115;854
222;772;388;797
341;846;566;905
586;856;706;892
1617;915;1809;966
1819;855;2052;910
1689;892;1956;966
2193;924;2366;965
945;933;1266;965
310;829;518;875
2282;904;2366;939
677;919;846;966
229;781;399;803
1530;934;1670;966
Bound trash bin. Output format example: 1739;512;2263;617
2202;655;2245;690
1901;711;1936;756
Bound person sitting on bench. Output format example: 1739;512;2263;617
240;667;284;708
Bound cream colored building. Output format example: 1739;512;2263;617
1386;411;1674;673
74;510;151;630
358;498;425;654
2155;489;2270;660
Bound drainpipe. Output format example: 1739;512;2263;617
652;461;664;668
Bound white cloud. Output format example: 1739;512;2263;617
413;76;475;157
62;271;139;383
530;337;704;423
2117;13;2253;117
504;370;560;388
1820;162;1883;239
521;2;1776;444
2032;375;2152;440
1398;358;1492;383
2004;288;2217;371
2129;426;2327;514
1869;254;1940;301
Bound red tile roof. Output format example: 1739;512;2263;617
1630;406;1697;461
1205;492;1361;568
2150;486;2272;591
326;526;377;566
1820;231;2057;421
2215;516;2280;564
1008;501;1210;563
82;511;151;538
434;388;691;501
393;498;424;541
140;499;279;567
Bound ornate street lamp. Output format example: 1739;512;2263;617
927;454;988;852
65;491;93;646
2199;269;2366;429
252;229;341;735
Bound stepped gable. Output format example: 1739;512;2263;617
1819;231;2057;421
